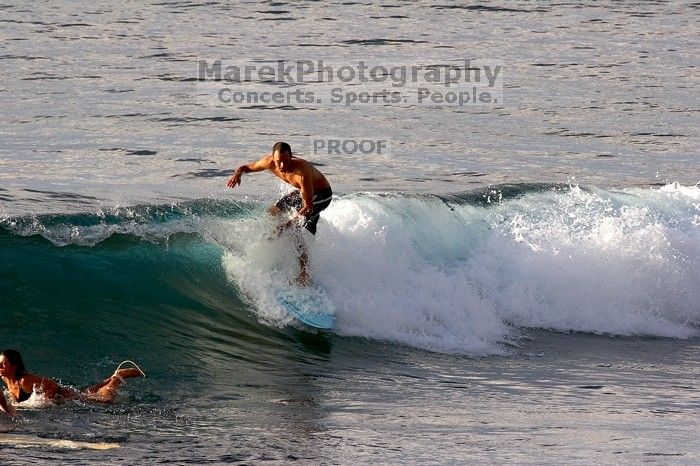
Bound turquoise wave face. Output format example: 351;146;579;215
0;231;238;381
2;184;699;361
0;224;333;386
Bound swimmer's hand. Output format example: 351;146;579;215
0;399;16;418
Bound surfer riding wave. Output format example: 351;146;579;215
227;141;333;286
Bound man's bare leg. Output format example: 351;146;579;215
293;229;310;286
298;251;310;286
270;204;310;284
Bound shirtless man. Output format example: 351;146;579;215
227;142;333;285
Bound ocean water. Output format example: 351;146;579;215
1;1;699;464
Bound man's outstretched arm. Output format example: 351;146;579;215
227;156;272;188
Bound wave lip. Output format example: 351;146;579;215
0;199;255;246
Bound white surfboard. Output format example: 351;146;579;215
0;433;120;450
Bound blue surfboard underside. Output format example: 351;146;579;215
274;287;336;330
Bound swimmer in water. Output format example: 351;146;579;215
0;349;145;417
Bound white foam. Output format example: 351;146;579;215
217;215;299;327
4;388;52;410
219;184;699;354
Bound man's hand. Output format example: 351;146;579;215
227;169;242;188
226;157;271;189
298;204;312;217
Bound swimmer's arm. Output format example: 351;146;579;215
0;392;15;417
227;155;273;188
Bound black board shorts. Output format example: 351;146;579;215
274;187;333;235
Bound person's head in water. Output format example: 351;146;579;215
0;349;26;380
272;142;293;173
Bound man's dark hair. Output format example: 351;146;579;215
272;142;291;155
1;349;26;378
